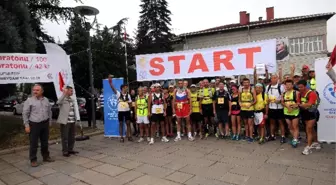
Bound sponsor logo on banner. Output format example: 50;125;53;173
323;83;336;104
135;39;276;81
106;95;118;120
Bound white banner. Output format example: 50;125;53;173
44;43;80;121
136;39;276;81
0;53;53;84
315;57;336;143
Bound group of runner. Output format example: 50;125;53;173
107;64;321;156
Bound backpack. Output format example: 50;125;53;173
119;92;129;102
283;90;297;103
267;84;282;95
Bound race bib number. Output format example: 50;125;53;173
177;103;182;109
218;98;224;104
155;108;162;114
132;102;136;107
269;95;276;102
232;102;237;105
120;102;128;108
243;103;251;108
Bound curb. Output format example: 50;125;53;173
0;130;104;156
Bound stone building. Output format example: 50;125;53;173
173;7;335;83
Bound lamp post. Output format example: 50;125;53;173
74;6;99;128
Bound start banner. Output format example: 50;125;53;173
136;39;276;81
0;53;53;84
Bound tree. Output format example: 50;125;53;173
135;0;174;55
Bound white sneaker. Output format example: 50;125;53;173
302;146;312;155
161;136;169;143
194;132;197;137
138;137;144;143
181;133;184;137
147;137;151;142
174;136;181;142
311;142;321;150
188;136;195;141
156;132;160;138
149;138;154;145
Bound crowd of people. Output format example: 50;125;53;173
106;64;321;156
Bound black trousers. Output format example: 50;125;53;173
29;120;50;162
60;123;76;153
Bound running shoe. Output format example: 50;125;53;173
302;146;312;155
215;133;219;139
149;138;154;145
291;139;298;148
156;132;160;138
188;136;195;141
161;136;169;143
280;137;286;144
236;135;240;141
174;136;181;142
247;137;254;143
231;135;236;140
137;137;144;143
147;137;151;142
258;138;265;144
205;133;209;139
311;142;321;150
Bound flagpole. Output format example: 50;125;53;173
124;26;129;84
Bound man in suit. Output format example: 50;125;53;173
57;86;80;157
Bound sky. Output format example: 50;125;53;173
44;0;336;51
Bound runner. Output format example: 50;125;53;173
147;84;169;145
130;89;138;137
108;77;132;142
281;79;300;148
164;87;174;137
230;85;241;140
266;74;286;143
254;83;268;144
212;82;231;139
190;84;203;138
135;87;150;143
173;80;194;141
297;80;321;155
199;79;215;138
239;78;256;142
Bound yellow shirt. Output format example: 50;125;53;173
254;93;268;111
240;88;254;111
200;88;215;104
190;92;200;113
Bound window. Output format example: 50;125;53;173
289;35;324;54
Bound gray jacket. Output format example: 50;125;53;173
56;94;79;124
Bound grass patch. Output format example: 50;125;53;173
0;115;99;150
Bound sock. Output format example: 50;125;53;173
151;138;154;141
177;132;181;138
188;132;192;137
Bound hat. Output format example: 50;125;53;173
294;73;301;77
302;65;310;70
255;83;263;87
168;85;174;88
309;68;315;72
154;83;161;87
190;84;196;88
210;79;216;83
225;76;235;80
230;79;236;83
258;76;266;80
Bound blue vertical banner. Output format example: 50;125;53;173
103;78;126;137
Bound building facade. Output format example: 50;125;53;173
173;7;335;81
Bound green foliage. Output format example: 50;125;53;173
136;0;174;55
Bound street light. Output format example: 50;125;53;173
74;6;99;128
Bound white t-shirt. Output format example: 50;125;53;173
266;84;285;109
116;91;132;112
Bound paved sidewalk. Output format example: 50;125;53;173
0;135;334;185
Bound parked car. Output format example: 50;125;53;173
13;97;55;115
0;96;19;111
51;98;88;120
